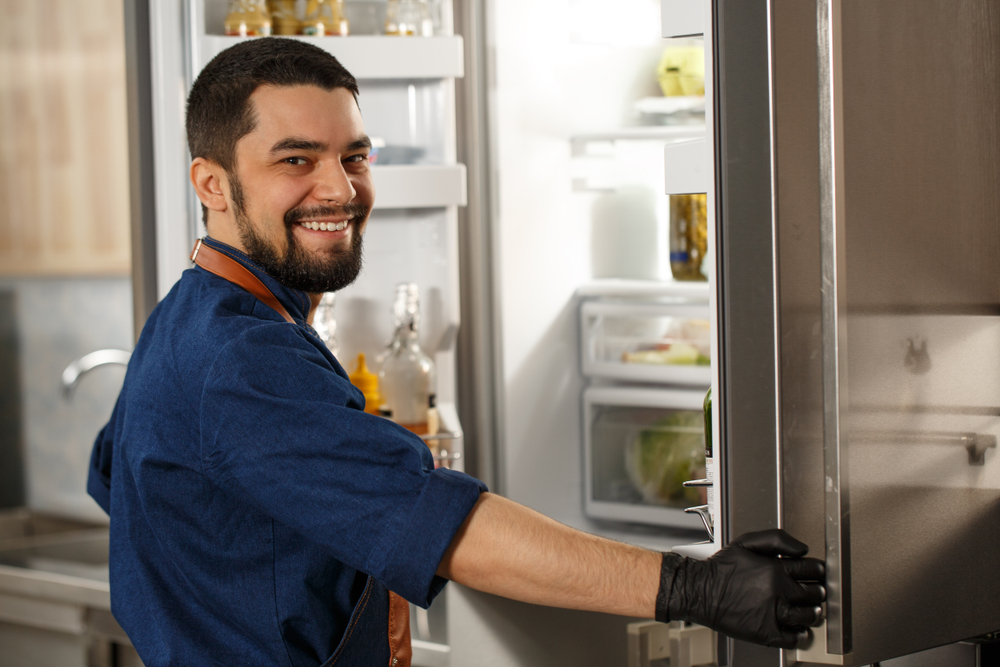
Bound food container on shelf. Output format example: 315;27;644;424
583;386;706;529
580;299;711;386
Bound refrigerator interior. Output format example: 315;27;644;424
445;0;719;665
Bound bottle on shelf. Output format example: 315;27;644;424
311;293;339;357
384;0;433;37
302;0;349;36
348;353;381;415
378;283;436;436
225;0;272;37
266;0;300;35
669;193;708;281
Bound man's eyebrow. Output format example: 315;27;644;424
347;136;372;151
270;138;327;154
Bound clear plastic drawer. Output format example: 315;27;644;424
583;386;707;529
580;300;711;386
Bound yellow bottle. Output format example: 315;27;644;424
266;0;300;35
302;0;349;36
349;353;381;415
225;0;272;36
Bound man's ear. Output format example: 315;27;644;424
190;158;228;214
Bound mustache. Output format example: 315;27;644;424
284;202;370;226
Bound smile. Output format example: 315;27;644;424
298;220;351;231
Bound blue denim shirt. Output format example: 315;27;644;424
88;237;486;667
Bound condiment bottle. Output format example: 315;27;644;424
378;283;436;435
225;0;272;37
669;193;708;281
384;0;433;36
348;353;381;415
266;0;300;35
302;0;349;36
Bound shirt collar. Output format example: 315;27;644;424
200;236;313;324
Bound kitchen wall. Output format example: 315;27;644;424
0;277;132;523
0;0;131;521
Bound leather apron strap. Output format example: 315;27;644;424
190;239;295;324
190;239;413;666
387;592;412;667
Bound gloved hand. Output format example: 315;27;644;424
655;529;826;649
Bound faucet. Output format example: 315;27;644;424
61;349;132;398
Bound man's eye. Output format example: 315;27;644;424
284;157;308;166
345;154;368;164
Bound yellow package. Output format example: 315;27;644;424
656;45;705;97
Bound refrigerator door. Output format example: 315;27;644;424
716;0;1000;665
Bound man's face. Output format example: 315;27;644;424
226;85;375;293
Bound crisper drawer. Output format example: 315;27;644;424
580;300;711;386
583;386;706;529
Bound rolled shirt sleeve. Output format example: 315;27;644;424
199;322;485;607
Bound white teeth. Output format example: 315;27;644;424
300;220;349;231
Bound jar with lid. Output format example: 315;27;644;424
225;0;272;37
266;0;300;35
669;193;708;281
384;0;433;36
302;0;349;36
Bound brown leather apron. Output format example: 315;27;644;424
190;239;413;666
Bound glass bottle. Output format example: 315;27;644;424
302;0;350;37
266;0;300;35
311;293;339;357
378;283;436;435
669;193;708;281
384;0;433;36
302;0;349;36
225;0;272;37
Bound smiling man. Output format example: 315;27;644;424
88;39;825;667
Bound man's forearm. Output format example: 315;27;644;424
436;492;660;618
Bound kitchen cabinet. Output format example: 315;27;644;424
0;0;131;277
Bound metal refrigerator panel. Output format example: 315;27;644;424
776;0;1000;664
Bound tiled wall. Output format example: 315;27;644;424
0;277;132;522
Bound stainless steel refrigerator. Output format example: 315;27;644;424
713;0;1000;664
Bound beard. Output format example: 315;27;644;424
228;173;367;294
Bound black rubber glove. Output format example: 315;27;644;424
655;529;826;649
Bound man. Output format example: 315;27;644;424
89;38;824;667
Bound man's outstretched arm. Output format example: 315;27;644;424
436;492;661;618
436;492;826;649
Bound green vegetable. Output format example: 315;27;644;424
626;411;705;507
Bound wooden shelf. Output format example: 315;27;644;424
198;35;464;79
371;164;467;209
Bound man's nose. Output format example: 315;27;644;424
313;161;356;205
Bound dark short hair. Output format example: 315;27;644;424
186;38;359;176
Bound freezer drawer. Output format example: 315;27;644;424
580;300;711;386
583;386;706;529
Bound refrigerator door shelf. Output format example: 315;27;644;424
371;164;467;208
663;137;709;196
198;35;465;79
581;300;711;386
583;386;708;530
661;0;706;38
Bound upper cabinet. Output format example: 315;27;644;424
0;0;131;277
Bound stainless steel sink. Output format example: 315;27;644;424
0;507;134;666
